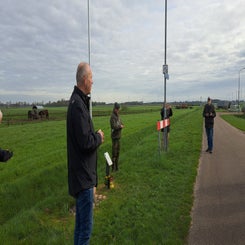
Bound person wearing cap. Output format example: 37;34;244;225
110;102;124;171
203;97;216;153
0;110;13;162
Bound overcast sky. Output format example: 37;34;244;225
1;0;245;104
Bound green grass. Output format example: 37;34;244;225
92;108;202;244
0;106;203;244
0;104;161;125
221;113;245;131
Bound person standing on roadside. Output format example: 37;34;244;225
110;102;124;171
67;62;104;245
203;97;216;153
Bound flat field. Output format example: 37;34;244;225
0;105;203;244
221;113;245;131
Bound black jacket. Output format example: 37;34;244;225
160;107;173;120
203;103;216;128
67;86;102;198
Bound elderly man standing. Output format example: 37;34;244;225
67;62;104;245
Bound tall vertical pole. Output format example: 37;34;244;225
163;0;168;151
238;70;240;111
88;0;92;118
238;67;245;112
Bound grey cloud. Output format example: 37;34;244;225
1;0;245;103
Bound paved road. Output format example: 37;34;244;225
188;113;245;245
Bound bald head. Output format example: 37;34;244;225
76;62;93;95
76;62;89;84
207;97;212;105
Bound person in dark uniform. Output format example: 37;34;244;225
160;103;173;135
110;102;124;171
0;110;13;162
203;97;216;153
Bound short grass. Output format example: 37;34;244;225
0;106;203;244
220;113;245;131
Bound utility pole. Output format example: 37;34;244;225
88;0;92;118
163;0;169;151
238;67;245;112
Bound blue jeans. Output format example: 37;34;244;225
205;127;214;151
74;188;94;245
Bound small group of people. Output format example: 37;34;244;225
0;110;13;163
66;61;217;245
66;62;124;245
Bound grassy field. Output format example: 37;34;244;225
0;105;203;244
0;104;161;125
220;113;245;131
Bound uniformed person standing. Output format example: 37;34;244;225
110;102;124;171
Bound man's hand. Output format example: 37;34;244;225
97;129;104;143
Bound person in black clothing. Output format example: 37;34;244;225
203;97;216;153
0;110;13;162
110;102;124;171
160;103;173;134
67;62;104;245
0;148;13;162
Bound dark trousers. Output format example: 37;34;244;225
112;139;120;171
205;127;214;151
74;188;94;245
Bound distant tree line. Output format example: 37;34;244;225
1;99;244;109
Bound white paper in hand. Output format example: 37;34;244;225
104;152;113;166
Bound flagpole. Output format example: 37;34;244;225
163;0;168;151
88;0;92;118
